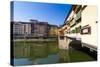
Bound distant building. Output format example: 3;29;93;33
33;22;48;37
12;21;31;37
12;22;22;36
21;23;31;36
29;19;38;36
48;25;58;37
12;19;59;38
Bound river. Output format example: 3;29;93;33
12;41;96;66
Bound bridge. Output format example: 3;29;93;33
58;36;97;52
58;35;97;60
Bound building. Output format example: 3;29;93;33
48;25;58;37
29;19;38;36
30;20;48;37
34;22;48;37
59;5;81;40
12;19;59;38
12;22;22;36
21;23;31;36
81;5;97;50
59;5;97;51
69;5;81;38
12;21;31;37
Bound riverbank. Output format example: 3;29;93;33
13;38;58;42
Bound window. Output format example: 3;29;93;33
81;25;91;34
76;26;81;33
71;29;76;33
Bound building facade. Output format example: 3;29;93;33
12;19;59;38
12;21;31;37
12;22;22;36
59;5;97;51
48;25;58;37
33;22;48;37
29;19;38;36
21;23;31;36
63;5;81;40
81;5;97;49
12;20;48;37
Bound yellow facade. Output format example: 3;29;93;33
49;26;58;37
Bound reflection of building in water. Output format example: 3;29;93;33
14;41;94;64
48;42;59;54
29;42;59;60
14;44;30;58
29;44;48;59
14;41;59;61
58;50;70;63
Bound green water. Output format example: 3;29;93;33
13;41;95;66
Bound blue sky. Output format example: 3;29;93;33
12;1;72;26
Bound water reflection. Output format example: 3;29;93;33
13;41;94;66
13;41;59;65
58;49;70;63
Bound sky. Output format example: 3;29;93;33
11;1;72;26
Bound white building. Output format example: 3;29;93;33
81;5;97;50
64;5;81;40
13;22;22;35
59;5;97;51
21;23;31;36
13;22;31;36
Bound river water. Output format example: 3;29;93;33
12;41;96;66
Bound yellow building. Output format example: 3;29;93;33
49;25;58;37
